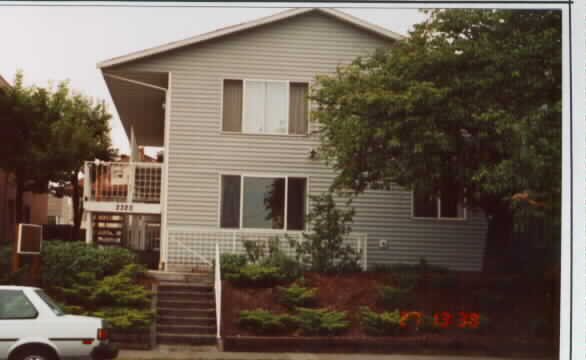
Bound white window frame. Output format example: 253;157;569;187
410;191;467;221
242;79;290;135
220;78;311;136
218;173;309;232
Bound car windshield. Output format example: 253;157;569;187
35;289;65;316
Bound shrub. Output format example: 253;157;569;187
378;286;415;308
277;281;318;309
239;309;294;334
359;306;402;336
293;307;349;336
225;264;285;286
220;253;247;280
261;237;303;280
90;307;154;329
56;264;153;329
41;241;136;288
243;240;266;264
289;193;361;274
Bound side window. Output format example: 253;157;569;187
0;290;38;319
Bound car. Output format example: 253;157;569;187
0;286;118;360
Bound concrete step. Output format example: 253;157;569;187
158;299;213;308
158;307;215;317
158;292;213;301
158;284;214;292
148;270;213;283
157;333;216;346
157;316;216;326
157;324;216;334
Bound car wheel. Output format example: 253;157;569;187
13;347;56;360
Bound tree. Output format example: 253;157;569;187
310;9;561;271
49;86;115;241
289;193;361;273
0;72;58;224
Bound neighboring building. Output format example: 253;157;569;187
0;75;48;245
47;195;73;225
86;8;487;271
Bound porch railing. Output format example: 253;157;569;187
167;226;368;270
84;161;163;204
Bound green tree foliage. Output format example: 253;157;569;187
310;10;561;271
0;72;58;223
290;193;361;273
48;87;115;240
0;72;115;241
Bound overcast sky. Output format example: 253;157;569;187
0;4;428;155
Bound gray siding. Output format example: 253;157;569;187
108;12;487;271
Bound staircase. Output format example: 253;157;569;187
93;213;124;245
156;273;217;346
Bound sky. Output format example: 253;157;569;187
0;3;428;156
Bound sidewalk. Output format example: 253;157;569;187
118;345;542;360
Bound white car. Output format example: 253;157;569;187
0;286;118;360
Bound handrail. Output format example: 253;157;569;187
214;242;222;340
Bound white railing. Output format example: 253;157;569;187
84;161;163;204
167;227;368;270
214;242;222;340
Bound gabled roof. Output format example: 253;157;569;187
98;7;405;69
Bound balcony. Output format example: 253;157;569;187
83;161;163;214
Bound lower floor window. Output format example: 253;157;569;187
412;185;466;219
220;175;307;230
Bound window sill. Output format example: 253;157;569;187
220;131;309;137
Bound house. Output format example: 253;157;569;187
87;8;487;272
0;75;49;245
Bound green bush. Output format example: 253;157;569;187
277;281;318;309
56;264;153;329
239;309;294;334
225;264;285;286
378;286;415;308
41;241;136;288
90;306;154;329
359;306;402;336
219;253;247;280
293;307;349;336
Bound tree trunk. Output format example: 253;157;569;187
71;171;82;242
482;206;515;273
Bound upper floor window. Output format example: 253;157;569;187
412;185;466;220
223;79;308;135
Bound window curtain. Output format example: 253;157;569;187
289;83;308;135
222;80;243;132
220;175;241;228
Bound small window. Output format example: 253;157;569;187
0;290;38;319
222;79;308;135
413;185;466;220
220;175;307;230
